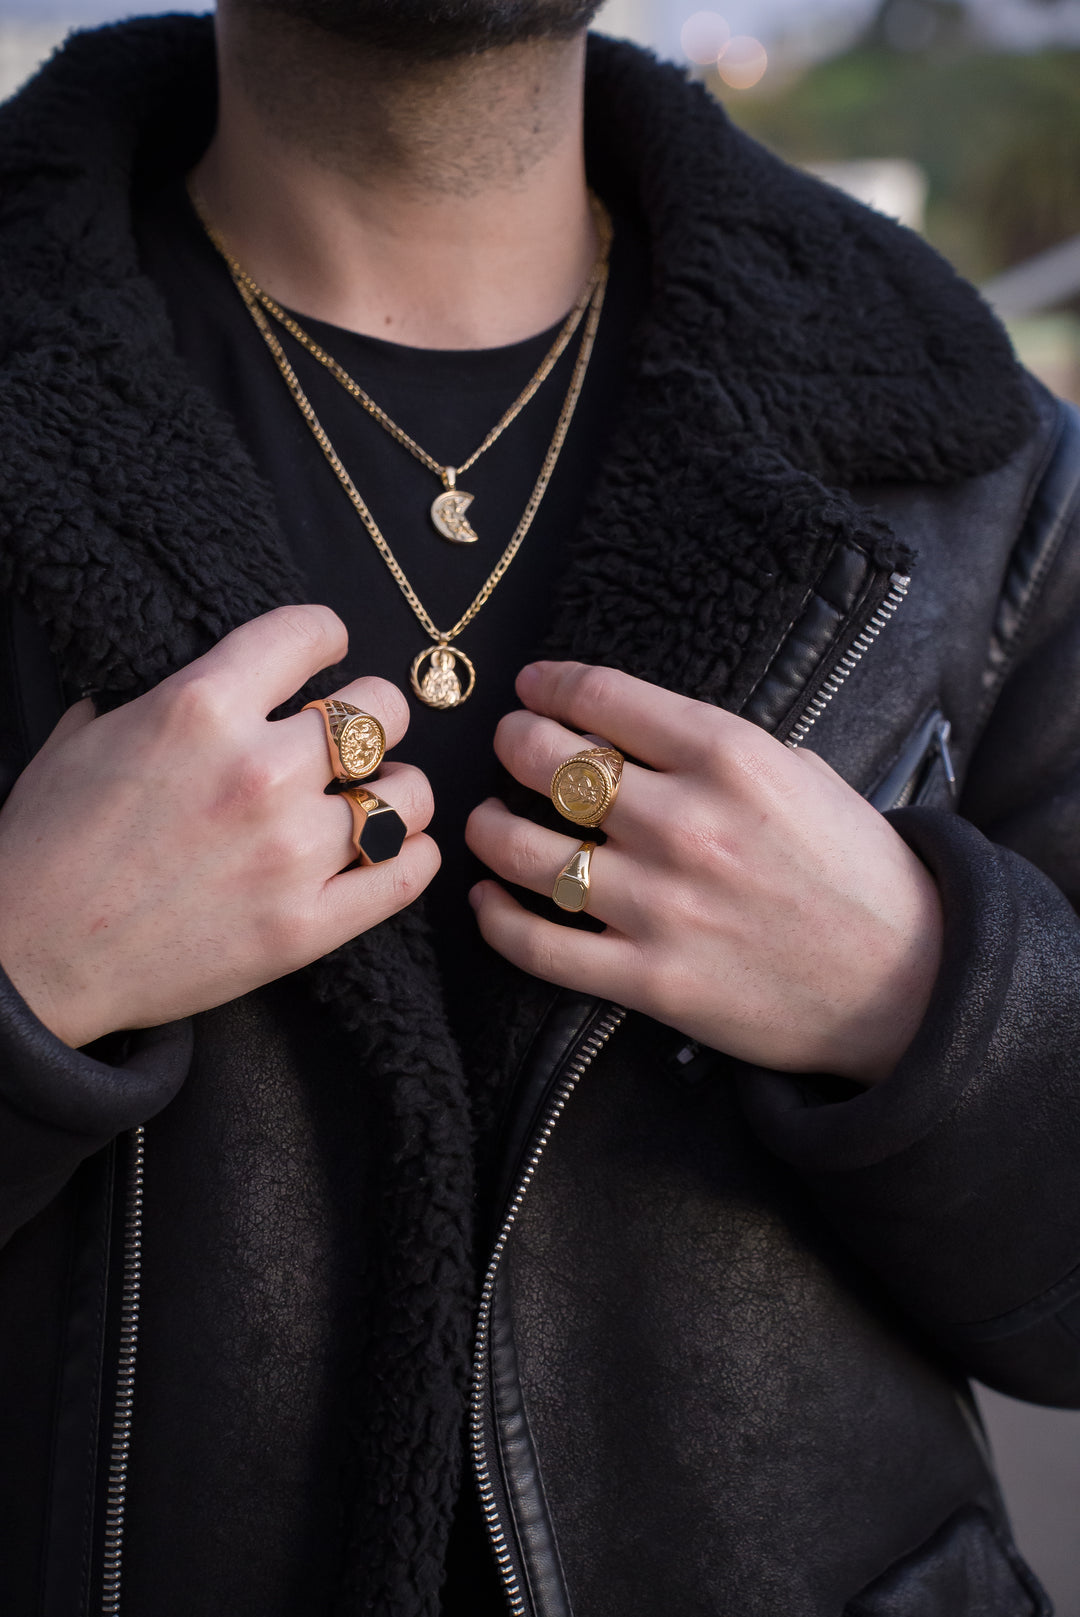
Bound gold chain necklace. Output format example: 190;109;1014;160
197;195;612;548
195;201;612;709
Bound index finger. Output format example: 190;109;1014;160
170;605;349;718
515;661;731;772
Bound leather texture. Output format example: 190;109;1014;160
843;1506;1050;1616
979;395;1080;727
0;18;1078;1617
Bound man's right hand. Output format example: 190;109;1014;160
0;605;438;1049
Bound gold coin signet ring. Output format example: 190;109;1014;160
550;747;624;829
303;698;386;784
552;841;597;913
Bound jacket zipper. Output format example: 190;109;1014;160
470;568;913;1612
783;572;910;749
471;1004;628;1617
101;1125;146;1617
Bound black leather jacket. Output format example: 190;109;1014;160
2;18;1080;1617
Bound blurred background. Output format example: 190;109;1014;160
1;0;1079;1607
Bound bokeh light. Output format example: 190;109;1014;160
680;11;732;67
718;34;768;89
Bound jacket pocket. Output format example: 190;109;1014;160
844;1505;1052;1616
869;706;957;813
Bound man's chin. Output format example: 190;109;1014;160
234;0;602;56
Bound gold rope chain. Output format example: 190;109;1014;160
194;197;612;708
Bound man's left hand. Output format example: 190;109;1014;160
466;661;944;1085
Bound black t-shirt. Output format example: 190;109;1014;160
135;184;648;992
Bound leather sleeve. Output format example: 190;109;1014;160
740;461;1080;1409
0;960;191;1247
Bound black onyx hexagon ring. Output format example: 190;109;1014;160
303;698;387;784
342;789;408;866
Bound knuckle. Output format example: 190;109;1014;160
518;822;555;873
342;674;408;735
679;802;737;870
270;603;344;651
493;709;525;756
384;765;433;830
371;677;410;728
519;930;561;983
209;752;285;821
388;850;426;907
575;663;624;714
722;732;790;799
162;671;233;736
674;708;725;771
495;713;548;779
255;822;310;871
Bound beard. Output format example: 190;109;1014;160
231;0;603;57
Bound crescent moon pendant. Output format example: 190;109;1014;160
430;489;479;544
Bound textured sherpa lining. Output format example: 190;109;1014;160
0;16;1037;1617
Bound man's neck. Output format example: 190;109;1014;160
193;7;597;349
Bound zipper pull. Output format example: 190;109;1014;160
934;716;957;797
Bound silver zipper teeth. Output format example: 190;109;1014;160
471;1006;628;1617
101;1125;146;1617
784;573;911;750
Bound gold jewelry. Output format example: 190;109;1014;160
410;644;476;708
303;698;386;782
193;194;612;711
552;841;596;913
197;198;609;549
550;747;624;828
342;788;408;865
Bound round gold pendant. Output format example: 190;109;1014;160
430;489;479;544
411;645;477;709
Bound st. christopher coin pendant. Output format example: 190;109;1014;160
430;489;479;544
411;644;477;709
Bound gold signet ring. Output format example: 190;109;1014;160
303;698;386;784
342;789;408;866
550;747;624;829
552;841;596;913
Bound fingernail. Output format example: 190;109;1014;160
468;883;485;911
516;663;540;693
